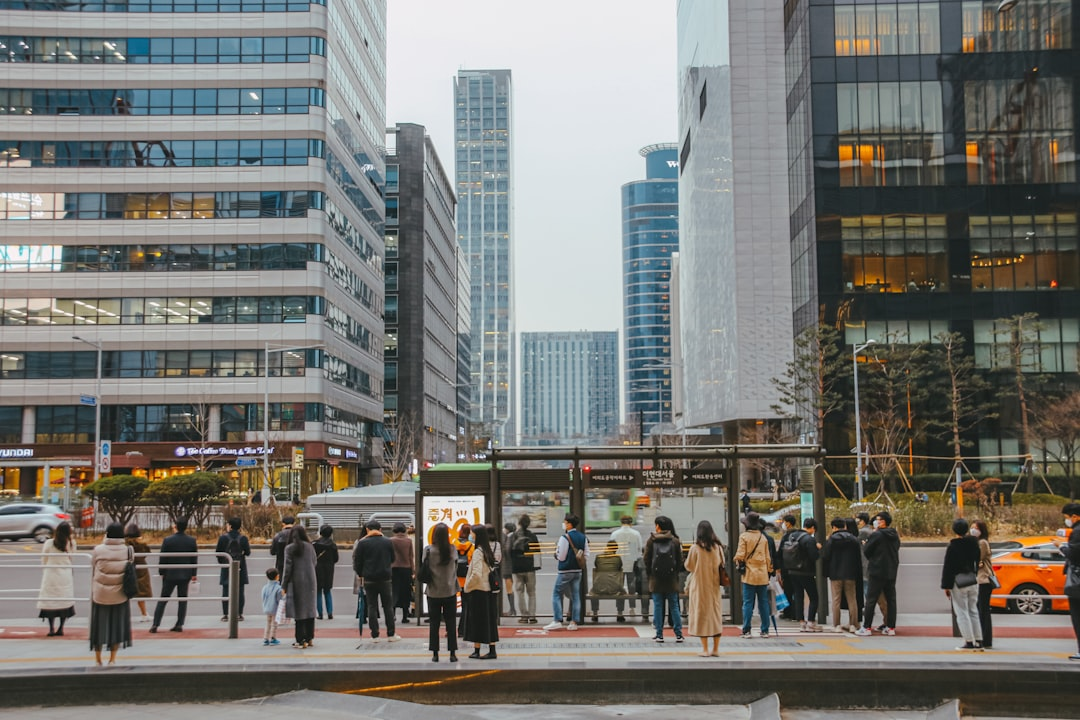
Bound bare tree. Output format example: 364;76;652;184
383;411;423;482
930;332;997;461
993;313;1044;491
771;324;849;444
1034;390;1080;499
181;393;214;471
737;421;797;491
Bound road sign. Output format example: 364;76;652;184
79;394;97;406
588;469;639;487
682;469;727;487
641;468;679;488
98;440;111;474
236;458;258;467
292;446;304;470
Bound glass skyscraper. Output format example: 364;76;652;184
454;69;515;447
0;0;387;496
785;0;1078;468
622;144;679;434
520;331;619;446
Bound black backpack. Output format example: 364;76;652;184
456;543;472;578
781;531;810;572
651;538;677;579
226;534;244;562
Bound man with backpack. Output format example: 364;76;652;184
270;515;295;576
778;515;822;631
510;514;539;624
215;517;251;621
543;513;589;631
642;515;684;643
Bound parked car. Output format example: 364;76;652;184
989;535;1069;615
0;503;71;543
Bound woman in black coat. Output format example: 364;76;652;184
282;524;318;649
314;524;339;620
940;518;983;651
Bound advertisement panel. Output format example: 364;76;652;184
420;495;486;547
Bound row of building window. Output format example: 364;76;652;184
0;243;320;273
0;349;314;379
0;139;323;168
0;87;325;116
834;78;1075;187
1;0;320;11
0;36;325;64
833;0;1071;56
0;295;319;326
0;191;322;220
0;350;380;400
839;213;1079;292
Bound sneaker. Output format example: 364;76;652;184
566;622;578;631
760;632;770;639
956;642;978;651
387;635;401;643
590;615;598;623
528;617;538;624
882;627;896;636
263;639;270;646
654;635;664;643
832;625;844;633
518;617;530;624
675;635;684;643
238;615;244;621
220;616;228;622
269;638;280;645
875;624;888;633
371;636;383;643
808;623;823;633
542;620;564;631
847;625;861;633
854;627;872;637
616;615;626;623
137;615;151;623
799;621;808;632
740;632;752;639
1069;653;1080;661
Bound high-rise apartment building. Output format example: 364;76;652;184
622;144;679;434
676;0;795;441
0;0;387;498
520;331;619;446
384;123;460;470
784;0;1078;468
453;69;515;447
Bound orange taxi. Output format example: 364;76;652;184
989;533;1070;615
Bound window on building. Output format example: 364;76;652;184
962;0;1071;53
834;2;941;56
841;214;949;293
969;214;1078;291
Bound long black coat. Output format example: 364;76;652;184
158;531;198;582
282;541;317;620
822;530;862;581
313;536;339;591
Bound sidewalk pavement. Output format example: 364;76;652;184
0;612;1076;716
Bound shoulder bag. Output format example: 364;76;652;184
565;533;585;569
486;553;502;593
736;535;762;576
122;547;139;598
417;548;434;586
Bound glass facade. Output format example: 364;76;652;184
0;0;387;491
622;145;678;432
788;0;1080;467
454;69;514;445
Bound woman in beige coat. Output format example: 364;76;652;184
90;522;133;666
685;520;725;656
37;521;76;636
733;512;774;638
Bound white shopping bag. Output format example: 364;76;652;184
187;579;200;597
275;597;289;625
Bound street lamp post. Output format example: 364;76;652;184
852;339;877;501
73;336;103;487
263;343;323;505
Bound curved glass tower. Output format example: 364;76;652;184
622;144;679;433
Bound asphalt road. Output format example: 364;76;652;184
0;539;951;622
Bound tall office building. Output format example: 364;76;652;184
784;0;1078;467
622;144;679;434
676;0;794;440
0;0;387;497
520;331;619;446
384;123;460;470
453;69;515;447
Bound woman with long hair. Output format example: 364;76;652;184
941;517;983;651
124;523;153;622
685;520;725;656
282;524;318;648
462;524;499;659
423;522;459;662
37;521;76;636
972;519;994;649
314;524;339;620
90;522;133;666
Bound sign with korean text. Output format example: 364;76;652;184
587;469;639;486
421;495;485;547
682;469;727;487
291;446;304;470
641;468;679;488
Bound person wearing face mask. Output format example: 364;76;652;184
855;511;900;637
1053;502;1080;660
971;519;994;649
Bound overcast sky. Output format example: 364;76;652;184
386;0;678;334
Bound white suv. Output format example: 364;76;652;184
0;503;72;542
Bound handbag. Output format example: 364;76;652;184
737;535;763;576
718;562;731;588
565;533;585;569
954;571;978;588
488;560;502;593
274;597;289;625
122;547;139;598
188;578;201;597
417;549;433;586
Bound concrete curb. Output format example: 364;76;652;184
1;662;1077;716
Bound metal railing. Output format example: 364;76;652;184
0;551;244;639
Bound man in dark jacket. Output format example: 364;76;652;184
270;515;295;576
510;514;539;623
822;517;861;631
855;511;901;636
778;515;822;630
214;516;251;621
1055;502;1080;660
151;517;199;633
353;520;397;641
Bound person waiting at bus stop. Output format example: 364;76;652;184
544;513;589;631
